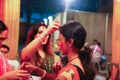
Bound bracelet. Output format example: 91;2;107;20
38;36;43;42
41;70;46;78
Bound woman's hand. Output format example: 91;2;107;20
19;62;38;71
5;69;30;80
52;61;62;74
37;20;60;44
20;62;46;77
47;20;60;34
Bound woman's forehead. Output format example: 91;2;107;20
39;26;46;29
59;33;64;39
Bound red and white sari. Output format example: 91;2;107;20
0;51;12;75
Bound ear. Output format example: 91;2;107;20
68;38;74;47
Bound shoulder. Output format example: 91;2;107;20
56;64;80;80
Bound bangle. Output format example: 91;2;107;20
41;70;46;78
38;36;43;42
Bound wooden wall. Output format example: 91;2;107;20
55;11;112;55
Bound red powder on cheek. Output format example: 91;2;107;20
59;42;65;54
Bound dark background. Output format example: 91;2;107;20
19;0;113;51
20;0;113;23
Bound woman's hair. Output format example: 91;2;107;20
60;21;95;80
25;22;47;45
0;20;8;32
25;22;51;53
24;22;52;66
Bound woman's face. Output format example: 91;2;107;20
34;26;49;45
38;25;47;34
34;26;46;38
58;33;68;55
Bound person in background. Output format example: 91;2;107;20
90;39;107;71
20;21;61;77
90;39;102;63
20;21;95;80
0;44;20;70
0;20;29;80
96;41;106;69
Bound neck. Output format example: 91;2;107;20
67;48;79;60
68;56;79;63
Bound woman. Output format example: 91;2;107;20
90;39;102;63
20;21;61;75
21;21;95;80
55;21;95;80
0;20;29;80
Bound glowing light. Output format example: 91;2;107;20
43;18;47;25
65;0;72;3
65;0;73;10
48;16;53;24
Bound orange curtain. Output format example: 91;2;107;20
112;0;120;79
0;0;20;59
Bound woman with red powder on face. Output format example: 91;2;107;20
55;21;95;80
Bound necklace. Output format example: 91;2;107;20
68;56;79;62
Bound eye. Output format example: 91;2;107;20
38;31;43;34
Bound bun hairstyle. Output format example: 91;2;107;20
60;21;95;80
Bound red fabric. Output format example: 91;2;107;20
0;52;12;76
0;0;5;21
57;64;80;80
44;72;56;80
90;45;102;59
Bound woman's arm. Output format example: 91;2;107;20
34;67;56;80
0;75;9;80
0;70;30;80
20;62;56;80
21;20;60;61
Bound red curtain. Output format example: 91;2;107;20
0;0;5;20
